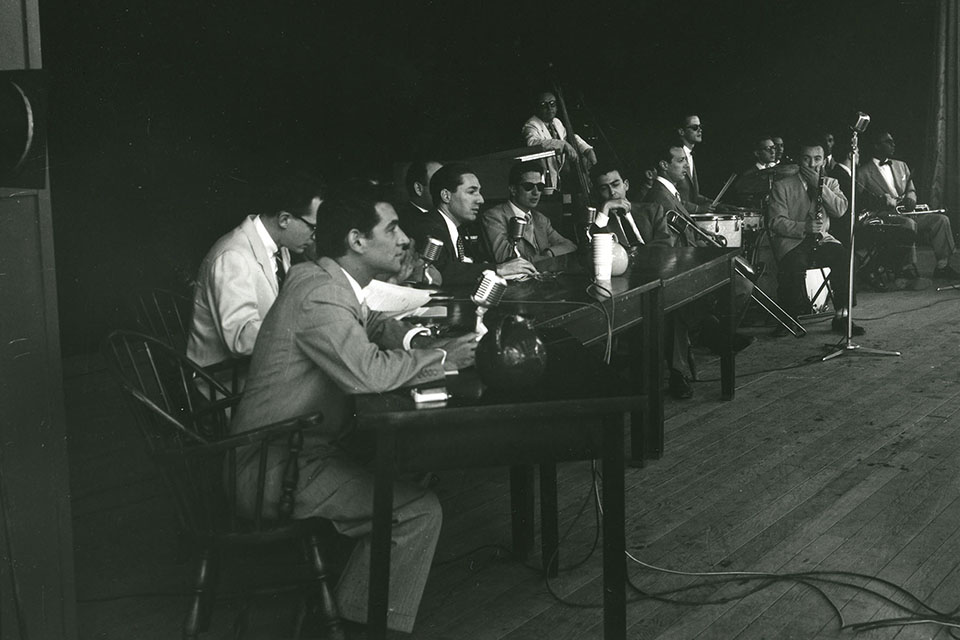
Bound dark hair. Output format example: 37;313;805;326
314;182;391;258
833;139;852;163
429;162;475;206
588;159;625;186
509;161;544;186
534;88;557;106
404;159;439;196
797;137;825;155
755;134;775;150
678;113;699;130
652;139;685;172
259;171;326;218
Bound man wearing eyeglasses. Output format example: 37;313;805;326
480;161;577;263
187;173;324;368
522;90;597;196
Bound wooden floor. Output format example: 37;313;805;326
68;251;960;639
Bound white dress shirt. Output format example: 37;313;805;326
873;157;899;196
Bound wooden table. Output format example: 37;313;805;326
354;333;644;640
476;245;739;460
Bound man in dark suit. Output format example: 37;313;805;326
232;186;477;635
396;159;442;233
829;140;918;291
480;161;577;263
857;130;960;280
589;160;673;247
675;113;716;214
408;163;536;285
768;138;862;334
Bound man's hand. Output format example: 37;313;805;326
434;334;478;371
805;217;825;235
496;258;538;278
583;149;598;171
601;198;632;217
799;164;819;190
883;194;899;209
898;197;916;212
563;140;579;159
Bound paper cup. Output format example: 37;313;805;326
592;233;614;281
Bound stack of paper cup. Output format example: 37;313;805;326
592;233;614;281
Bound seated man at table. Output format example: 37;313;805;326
481;161;577;263
768;138;862;335
232;185;477;635
407;162;537;285
187;172;324;368
589;160;673;247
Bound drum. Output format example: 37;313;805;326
690;214;742;247
741;210;763;231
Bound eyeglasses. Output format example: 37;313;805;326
685;124;702;131
758;145;775;152
294;215;317;237
519;181;546;193
539;100;557;108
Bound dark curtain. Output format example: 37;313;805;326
925;0;960;227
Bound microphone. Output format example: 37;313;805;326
508;216;528;258
471;269;508;339
420;237;444;285
851;111;871;133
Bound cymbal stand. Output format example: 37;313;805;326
823;125;901;361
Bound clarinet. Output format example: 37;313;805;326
811;166;826;246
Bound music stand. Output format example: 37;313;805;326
823;113;901;361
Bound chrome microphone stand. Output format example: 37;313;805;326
823;113;901;361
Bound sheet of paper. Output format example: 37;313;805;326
364;280;435;317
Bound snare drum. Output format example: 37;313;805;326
690;214;742;247
741;210;763;231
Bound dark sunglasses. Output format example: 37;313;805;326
539;100;557;108
685;124;703;131
519;181;545;193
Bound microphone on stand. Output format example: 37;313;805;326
421;236;444;285
508;216;528;259
471;269;508;340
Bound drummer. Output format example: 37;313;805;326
732;135;779;209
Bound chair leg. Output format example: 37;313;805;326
296;532;345;640
183;545;219;639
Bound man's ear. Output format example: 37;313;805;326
413;182;424;197
659;160;669;174
440;188;452;204
346;228;364;253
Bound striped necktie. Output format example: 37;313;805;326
456;235;467;261
274;251;286;289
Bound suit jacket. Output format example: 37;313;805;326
408;210;492;285
233;257;446;441
767;173;847;259
828;164;854;245
187;215;288;367
676;148;713;213
856;158;916;213
396;200;429;237
522;115;592;193
639;181;699;246
480;201;576;263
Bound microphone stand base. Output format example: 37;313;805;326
822;341;901;362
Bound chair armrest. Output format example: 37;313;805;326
157;411;324;458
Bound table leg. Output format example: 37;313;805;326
510;465;535;561
368;428;396;640
640;287;664;460
720;266;736;400
539;462;559;577
602;413;626;640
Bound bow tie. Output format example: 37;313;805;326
878;159;892;167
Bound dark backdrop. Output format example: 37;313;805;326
38;0;937;354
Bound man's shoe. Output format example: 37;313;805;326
831;317;865;336
932;265;960;280
668;368;694;400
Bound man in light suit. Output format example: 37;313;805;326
232;187;477;635
768;139;862;334
857;130;960;280
522;90;597;195
480;161;577;263
407;163;536;285
187;174;324;367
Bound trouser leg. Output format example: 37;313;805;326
298;452;442;634
777;241;814;317
916;213;955;262
813;241;851;310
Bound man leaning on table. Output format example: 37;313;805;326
231;183;476;636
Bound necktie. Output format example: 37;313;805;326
878;159;892;166
359;299;369;325
274;251;286;289
455;234;466;261
547;122;560;140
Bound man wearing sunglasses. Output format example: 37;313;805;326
187;173;324;369
480;161;577;263
675;114;717;214
522;90;597;196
